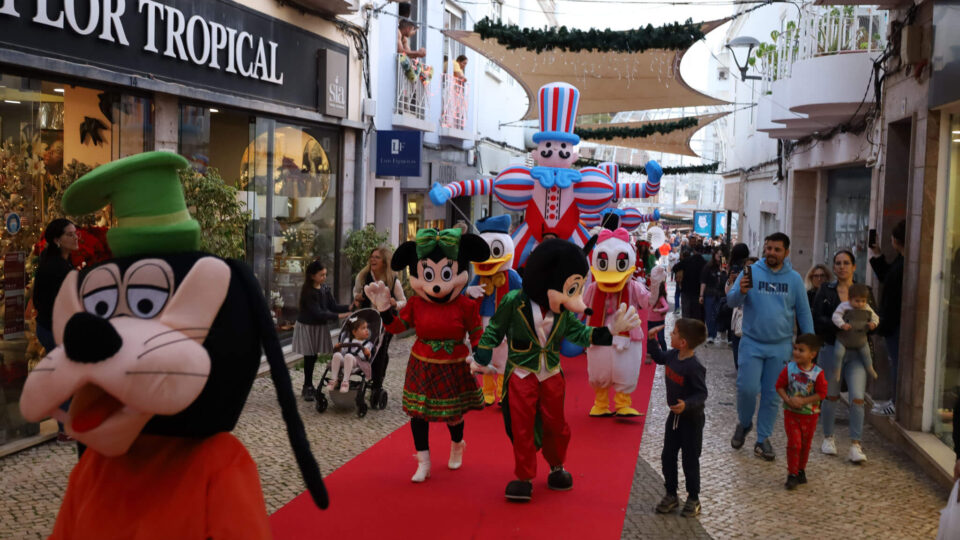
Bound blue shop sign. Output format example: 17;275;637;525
376;131;422;177
693;211;713;236
714;212;727;235
5;212;20;235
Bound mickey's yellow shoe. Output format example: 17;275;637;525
614;392;642;417
482;374;497;406
495;374;504;404
589;387;613;417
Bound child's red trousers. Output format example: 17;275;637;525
784;410;819;475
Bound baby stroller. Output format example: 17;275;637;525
315;309;387;417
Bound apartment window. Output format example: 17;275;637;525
407;0;425;51
492;0;503;20
718;67;729;81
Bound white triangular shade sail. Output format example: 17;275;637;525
579;112;729;158
444;20;729;121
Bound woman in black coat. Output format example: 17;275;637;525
812;250;877;464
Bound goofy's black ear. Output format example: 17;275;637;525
583;235;599;255
459;233;491;263
391;241;419;273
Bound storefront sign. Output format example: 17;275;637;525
376;130;422;177
0;0;348;110
4;212;20;235
4;292;24;338
3;252;24;291
693;211;713;237
319;49;347;118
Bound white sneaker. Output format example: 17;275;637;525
821;436;838;455
411;450;431;482
448;440;466;470
707;338;715;345
848;443;867;463
872;400;895;416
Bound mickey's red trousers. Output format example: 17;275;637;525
508;373;570;480
784;410;819;475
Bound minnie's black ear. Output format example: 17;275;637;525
460;234;491;263
583;235;599;255
391;241;418;272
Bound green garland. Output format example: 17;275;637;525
575;159;720;176
575;117;699;141
473;17;706;54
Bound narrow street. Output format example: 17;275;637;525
1;289;948;539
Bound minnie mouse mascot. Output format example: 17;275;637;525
364;228;490;483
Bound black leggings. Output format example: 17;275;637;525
303;355;318;387
410;418;464;451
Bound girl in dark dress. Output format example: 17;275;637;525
292;261;351;401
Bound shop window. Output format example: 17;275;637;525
0;74;151;449
179;106;341;339
823;167;871;283
933;114;960;449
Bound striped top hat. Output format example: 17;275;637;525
598;162;618;184
532;82;581;145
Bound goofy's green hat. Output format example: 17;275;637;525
62;151;200;257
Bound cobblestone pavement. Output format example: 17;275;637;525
622;309;949;539
0;335;414;539
0;310;950;539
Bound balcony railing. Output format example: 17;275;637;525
440;74;469;131
394;54;432;120
770;6;888;82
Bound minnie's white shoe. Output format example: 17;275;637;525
411;451;431;482
448;441;466;470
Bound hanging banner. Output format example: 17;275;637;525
714;211;727;236
693;211;713;236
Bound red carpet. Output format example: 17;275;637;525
270;355;657;540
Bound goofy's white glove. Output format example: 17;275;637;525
363;281;392;312
612;335;632;352
610;303;641;335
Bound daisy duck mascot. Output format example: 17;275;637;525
465;215;522;406
430;83;658;269
582;226;667;417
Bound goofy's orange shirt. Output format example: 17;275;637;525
50;433;271;539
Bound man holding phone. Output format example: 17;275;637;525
726;233;814;461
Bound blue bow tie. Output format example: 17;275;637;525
530;167;582;189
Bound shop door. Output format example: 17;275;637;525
824;167;871;283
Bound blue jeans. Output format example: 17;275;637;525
736;335;793;443
833;341;874;381
703;296;719;339
819;343;866;441
884;331;899;403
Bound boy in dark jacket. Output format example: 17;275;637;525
647;318;708;518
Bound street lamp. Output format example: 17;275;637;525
725;36;763;82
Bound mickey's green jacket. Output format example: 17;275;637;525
475;290;613;377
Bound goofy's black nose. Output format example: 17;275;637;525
63;312;123;364
583;308;594;316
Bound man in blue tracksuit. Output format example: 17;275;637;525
726;232;814;460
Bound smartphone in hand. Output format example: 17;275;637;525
742;265;753;290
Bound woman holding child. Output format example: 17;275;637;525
811;250;878;463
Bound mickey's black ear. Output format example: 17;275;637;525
391;241;418;272
583;235;599;255
460;234;491;263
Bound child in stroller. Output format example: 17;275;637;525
316;309;386;417
327;316;372;393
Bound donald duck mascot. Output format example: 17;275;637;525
466;215;522;405
582;227;665;416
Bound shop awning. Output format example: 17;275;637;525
578;112;729;158
444;19;729;121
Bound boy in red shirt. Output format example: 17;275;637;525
775;333;827;490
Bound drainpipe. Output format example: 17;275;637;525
354;127;366;231
776;139;784;183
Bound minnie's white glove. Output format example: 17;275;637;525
465;285;485;299
364;281;392;312
612;335;631;351
610;303;640;335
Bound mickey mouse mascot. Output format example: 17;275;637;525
473;238;640;502
364;228;490;483
19;152;327;538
